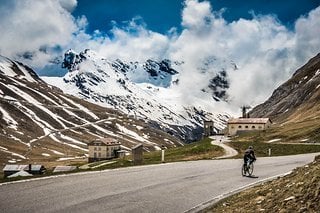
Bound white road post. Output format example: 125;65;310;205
161;145;165;163
268;148;271;156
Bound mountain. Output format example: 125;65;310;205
250;53;320;142
43;49;230;142
0;55;184;168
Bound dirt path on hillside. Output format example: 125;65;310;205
210;136;238;159
23;118;110;158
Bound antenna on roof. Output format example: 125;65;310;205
241;105;251;118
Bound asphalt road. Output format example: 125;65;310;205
0;153;318;213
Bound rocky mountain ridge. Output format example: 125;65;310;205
250;53;320;121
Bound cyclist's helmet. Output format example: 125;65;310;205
248;146;253;149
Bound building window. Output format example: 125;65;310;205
94;152;97;158
252;126;255;129
245;126;249;129
94;147;97;151
238;125;242;129
231;126;234;129
98;152;101;157
259;126;262;129
98;147;101;151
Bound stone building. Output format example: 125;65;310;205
203;120;214;137
227;118;272;136
88;138;121;162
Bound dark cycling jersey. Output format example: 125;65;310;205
244;148;256;163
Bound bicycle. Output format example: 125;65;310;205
242;159;255;176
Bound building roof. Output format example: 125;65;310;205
88;138;120;146
227;118;271;124
3;165;26;171
3;164;44;171
132;143;143;150
53;166;77;173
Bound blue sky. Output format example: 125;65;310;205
73;0;320;35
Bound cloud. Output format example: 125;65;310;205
0;0;78;67
58;0;77;12
96;17;172;62
293;6;320;62
1;0;320;115
182;0;213;29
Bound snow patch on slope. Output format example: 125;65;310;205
0;106;18;130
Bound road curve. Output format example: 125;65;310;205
210;136;238;159
0;153;319;213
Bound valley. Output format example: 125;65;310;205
1;50;320;174
1;1;320;212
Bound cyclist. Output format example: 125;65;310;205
243;145;256;168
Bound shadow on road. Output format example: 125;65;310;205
244;175;259;178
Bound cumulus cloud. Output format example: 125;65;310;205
182;0;213;29
293;6;320;62
97;17;172;62
1;0;320;114
0;0;79;68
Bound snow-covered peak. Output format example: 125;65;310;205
44;49;230;141
62;49;180;88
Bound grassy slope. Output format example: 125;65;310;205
262;100;320;144
92;137;225;170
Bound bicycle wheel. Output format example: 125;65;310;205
247;163;254;176
241;164;247;176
